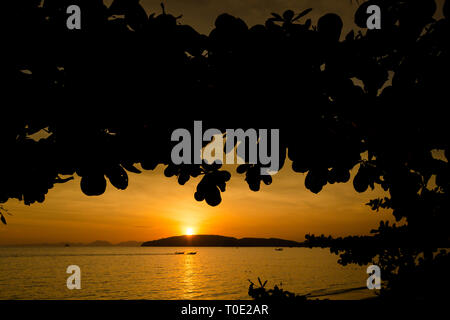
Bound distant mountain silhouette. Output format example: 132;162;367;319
141;235;305;247
5;240;142;247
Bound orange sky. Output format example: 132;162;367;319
0;159;394;245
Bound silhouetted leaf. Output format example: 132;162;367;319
81;175;107;196
292;8;313;21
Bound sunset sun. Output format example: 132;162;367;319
185;227;195;236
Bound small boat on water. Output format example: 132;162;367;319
64;244;70;247
275;248;283;251
186;252;197;255
174;251;185;255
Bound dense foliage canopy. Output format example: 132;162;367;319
2;0;449;299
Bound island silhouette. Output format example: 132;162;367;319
141;235;305;247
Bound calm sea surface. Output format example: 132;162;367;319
0;247;375;300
